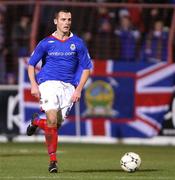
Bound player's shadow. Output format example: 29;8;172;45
64;168;158;173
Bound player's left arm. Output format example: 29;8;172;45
71;39;92;103
71;69;90;102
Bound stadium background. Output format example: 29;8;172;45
0;0;175;145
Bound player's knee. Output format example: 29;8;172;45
47;114;57;127
47;118;57;127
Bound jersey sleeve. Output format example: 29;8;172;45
28;40;46;67
77;40;93;70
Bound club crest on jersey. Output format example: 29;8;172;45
70;44;76;51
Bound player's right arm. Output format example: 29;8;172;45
28;40;46;99
28;65;40;99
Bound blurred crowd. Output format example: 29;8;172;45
0;1;175;85
0;4;31;84
83;6;172;62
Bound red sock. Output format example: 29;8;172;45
45;126;58;162
33;118;47;130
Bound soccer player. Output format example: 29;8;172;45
26;10;92;173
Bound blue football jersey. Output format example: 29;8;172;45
28;33;92;85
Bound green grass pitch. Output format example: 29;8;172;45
0;142;175;180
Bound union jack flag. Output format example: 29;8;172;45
19;58;175;138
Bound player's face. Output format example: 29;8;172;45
56;12;72;34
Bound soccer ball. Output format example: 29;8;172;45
120;152;141;172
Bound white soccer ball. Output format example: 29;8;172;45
120;152;141;172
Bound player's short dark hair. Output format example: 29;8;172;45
55;9;71;18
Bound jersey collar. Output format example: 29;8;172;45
51;31;73;42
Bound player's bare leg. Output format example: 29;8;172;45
26;110;63;135
57;110;63;129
